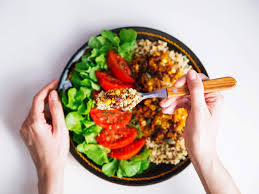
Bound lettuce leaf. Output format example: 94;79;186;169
88;36;102;49
102;158;118;177
101;30;117;42
86;28;137;70
72;133;85;144
138;158;150;174
118;41;137;61
78;99;95;115
128;118;143;139
119;29;137;44
117;160;142;177
60;28;147;178
84;132;98;144
65;112;84;134
61;87;92;111
131;148;151;161
77;143;110;165
114;149;151;178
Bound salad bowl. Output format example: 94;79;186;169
57;26;208;185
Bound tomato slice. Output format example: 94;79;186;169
108;137;146;160
95;71;133;90
107;50;135;83
90;107;132;129
96;127;137;149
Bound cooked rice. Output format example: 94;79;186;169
96;88;141;111
145;138;187;165
133;39;190;165
135;39;191;75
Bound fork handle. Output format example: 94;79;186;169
167;77;237;98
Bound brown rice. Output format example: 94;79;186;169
132;39;190;165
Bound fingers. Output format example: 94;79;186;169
174;73;208;87
48;90;66;134
161;99;178;114
197;73;209;81
160;77;186;107
31;80;59;119
162;97;190;114
206;92;224;118
174;75;187;87
186;70;207;111
160;97;179;108
160;73;208;108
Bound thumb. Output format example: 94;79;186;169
48;90;66;133
186;70;207;111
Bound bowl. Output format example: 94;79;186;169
57;26;208;186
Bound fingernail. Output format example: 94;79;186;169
50;90;58;101
188;69;197;80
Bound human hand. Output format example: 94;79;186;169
20;80;69;180
160;70;223;159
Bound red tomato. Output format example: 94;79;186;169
90;107;132;129
107;50;135;83
96;127;138;149
95;71;133;90
108;137;146;160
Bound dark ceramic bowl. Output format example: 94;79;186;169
57;27;208;186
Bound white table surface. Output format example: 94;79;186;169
1;0;259;193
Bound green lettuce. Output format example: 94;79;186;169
60;28;150;178
72;133;85;144
65;112;84;134
102;149;151;178
77;143;110;165
116;158;150;178
83;124;102;144
119;29;137;44
118;160;142;177
131;148;151;161
78;99;95;115
138;158;150;174
128;118;143;138
102;159;119;177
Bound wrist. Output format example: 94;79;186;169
185;140;217;163
189;149;219;167
37;164;64;181
37;165;64;194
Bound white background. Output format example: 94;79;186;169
0;0;258;193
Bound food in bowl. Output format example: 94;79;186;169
130;39;191;164
60;28;191;178
96;88;141;111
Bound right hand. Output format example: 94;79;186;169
160;69;224;159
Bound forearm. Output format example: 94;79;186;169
190;153;240;194
37;166;64;194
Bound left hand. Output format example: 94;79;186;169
20;80;69;178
